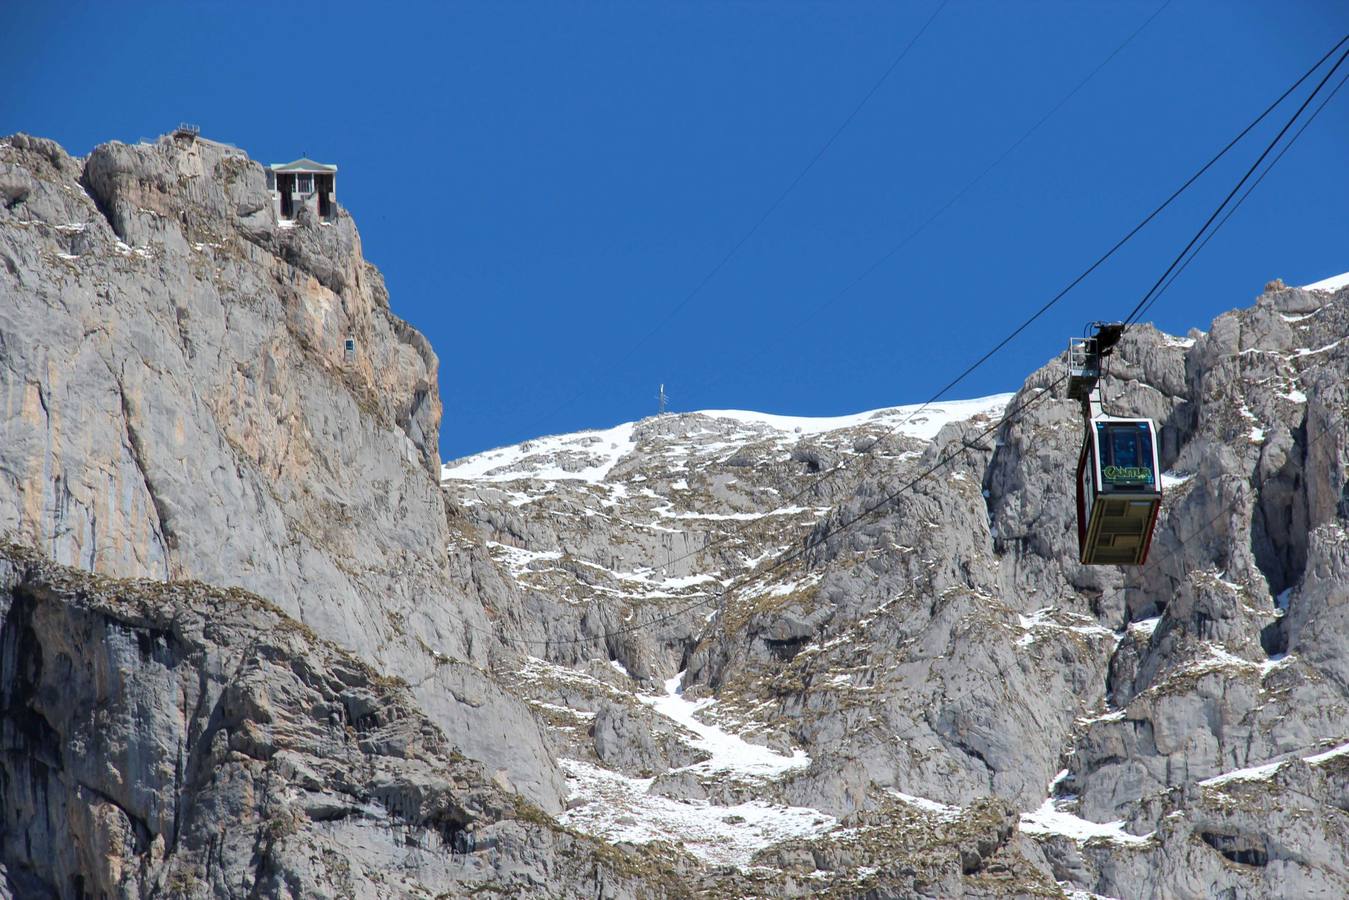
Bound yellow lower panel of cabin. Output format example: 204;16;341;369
1082;495;1161;565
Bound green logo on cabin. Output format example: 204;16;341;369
1103;466;1152;484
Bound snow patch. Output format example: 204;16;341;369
528;700;596;721
1061;887;1125;900
639;673;810;780
442;422;637;484
1198;739;1349;787
739;572;822;603
485;541;562;575
1199;760;1283;786
1078;709;1128;726
696;393;1013;442
654;504;822;522
557;759;834;868
516;656;624;696
1183;643;1257;675
1017;608;1113;647
1129;616;1161;636
1306;740;1349;765
1260;653;1291;675
889;790;960;820
1293;339;1344;358
1301;271;1349;293
1020;797;1152;846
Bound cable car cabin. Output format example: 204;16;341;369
1076;417;1162;565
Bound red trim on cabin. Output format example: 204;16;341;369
1138;489;1163;565
1075;439;1089;561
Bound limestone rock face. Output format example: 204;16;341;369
4;129;1349;897
0;132;561;812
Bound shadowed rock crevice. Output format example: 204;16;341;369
78;167;121;242
0;589;67;895
764;635;809;662
0;588;63;768
114;378;176;564
1200;831;1269;867
1251;418;1310;598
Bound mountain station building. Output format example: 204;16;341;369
266;158;337;222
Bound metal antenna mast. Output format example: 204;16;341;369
658;384;667;416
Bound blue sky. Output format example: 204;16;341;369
4;2;1347;459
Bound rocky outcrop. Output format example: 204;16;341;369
0;543;689;899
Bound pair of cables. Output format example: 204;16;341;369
455;31;1349;651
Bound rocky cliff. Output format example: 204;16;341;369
2;131;1347;898
0;131;562;814
0;542;693;898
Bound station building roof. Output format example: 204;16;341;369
268;158;337;174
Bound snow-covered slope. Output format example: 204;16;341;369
1302;270;1349;292
442;421;639;483
558;672;830;868
440;393;1019;888
441;395;1013;484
